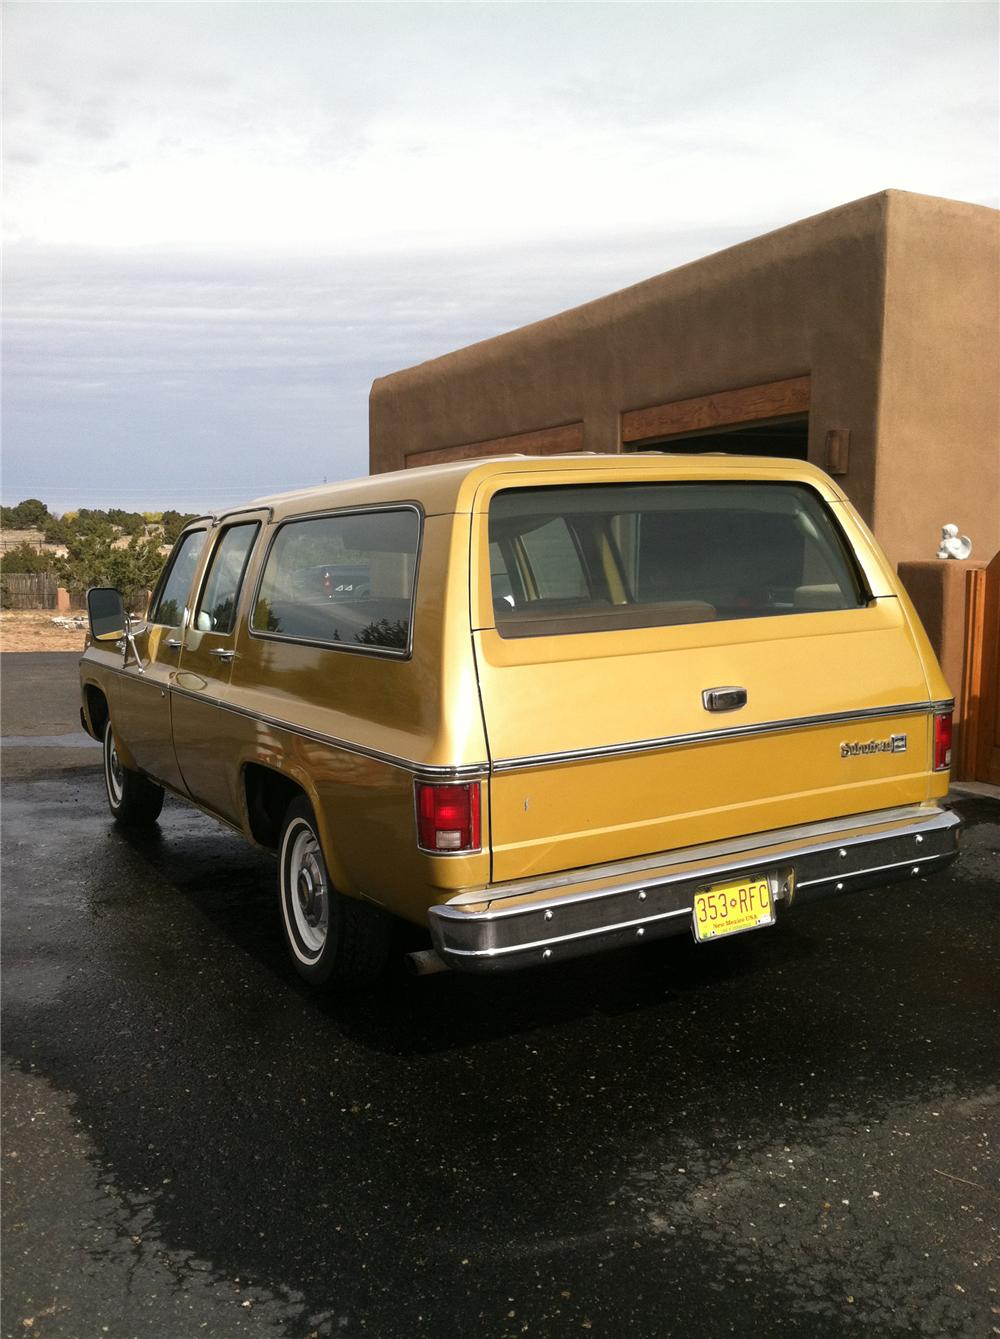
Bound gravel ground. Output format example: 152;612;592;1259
0;611;88;654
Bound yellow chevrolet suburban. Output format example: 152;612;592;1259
80;454;959;986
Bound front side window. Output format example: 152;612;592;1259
194;523;260;634
149;529;207;627
488;483;866;638
252;508;420;653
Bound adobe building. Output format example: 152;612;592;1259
370;190;999;572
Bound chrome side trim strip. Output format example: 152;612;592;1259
164;678;489;781
492;699;955;773
90;663;952;786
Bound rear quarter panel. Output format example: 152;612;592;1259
225;510;490;922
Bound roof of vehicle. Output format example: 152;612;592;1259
208;453;849;525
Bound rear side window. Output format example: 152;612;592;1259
488;483;866;638
251;508;420;654
149;529;207;627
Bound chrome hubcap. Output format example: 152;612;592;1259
296;857;326;928
288;827;328;954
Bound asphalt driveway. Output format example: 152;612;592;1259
2;653;998;1338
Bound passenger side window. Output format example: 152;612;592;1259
194;523;260;634
252;508;420;654
149;529;207;627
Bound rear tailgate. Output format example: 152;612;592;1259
470;469;942;884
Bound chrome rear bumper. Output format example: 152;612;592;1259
428;804;960;973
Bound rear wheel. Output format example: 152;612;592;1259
103;721;164;826
278;796;392;988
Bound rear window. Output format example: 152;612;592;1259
488;483;867;638
251;507;420;654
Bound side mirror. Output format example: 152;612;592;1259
86;587;127;642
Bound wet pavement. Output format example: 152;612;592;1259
2;653;998;1338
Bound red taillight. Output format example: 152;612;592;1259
415;782;481;853
933;711;953;771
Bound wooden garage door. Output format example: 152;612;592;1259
962;551;1000;785
621;376;811;445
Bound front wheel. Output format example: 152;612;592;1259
278;796;392;988
103;721;164;826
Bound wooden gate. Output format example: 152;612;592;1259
960;550;1000;785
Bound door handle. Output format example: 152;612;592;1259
210;648;237;663
165;638;183;650
702;686;747;712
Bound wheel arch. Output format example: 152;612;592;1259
82;681;110;741
241;761;354;893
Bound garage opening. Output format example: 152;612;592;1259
621;376;812;462
630;414;809;461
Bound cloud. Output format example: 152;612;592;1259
4;2;997;247
1;2;996;511
1;223;749;511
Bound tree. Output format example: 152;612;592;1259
160;511;199;544
1;498;52;530
107;509;147;536
58;532;166;600
68;510;115;541
0;542;55;574
43;516;71;545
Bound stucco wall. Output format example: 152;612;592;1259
875;194;999;565
370;191;999;567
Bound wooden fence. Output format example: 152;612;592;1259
1;573;60;609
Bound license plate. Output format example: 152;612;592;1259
693;875;775;942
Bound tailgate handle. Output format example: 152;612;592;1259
702;686;747;712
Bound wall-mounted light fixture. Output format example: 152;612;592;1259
825;428;850;475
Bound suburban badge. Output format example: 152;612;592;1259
840;734;908;758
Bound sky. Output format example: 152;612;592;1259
3;1;998;514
